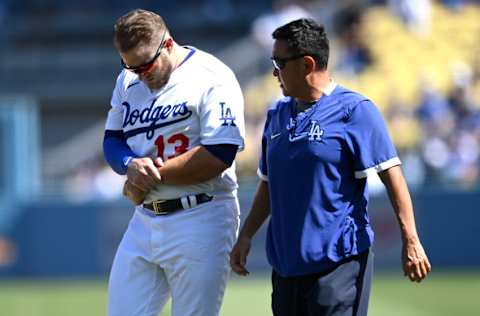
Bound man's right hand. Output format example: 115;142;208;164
126;157;163;191
229;235;252;276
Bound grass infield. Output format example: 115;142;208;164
0;271;478;315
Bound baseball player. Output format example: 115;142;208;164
102;9;245;316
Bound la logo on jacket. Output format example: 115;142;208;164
308;120;324;141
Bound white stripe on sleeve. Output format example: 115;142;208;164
257;168;268;181
354;157;402;179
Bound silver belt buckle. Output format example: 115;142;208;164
152;200;168;215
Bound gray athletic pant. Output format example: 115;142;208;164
271;250;373;316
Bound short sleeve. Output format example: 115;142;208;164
105;72;125;131
345;100;401;178
199;79;245;151
257;111;272;181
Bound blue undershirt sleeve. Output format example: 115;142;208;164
103;130;138;175
204;144;239;167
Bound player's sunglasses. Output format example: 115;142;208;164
270;54;312;70
121;30;167;75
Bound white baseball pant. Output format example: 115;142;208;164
108;196;240;316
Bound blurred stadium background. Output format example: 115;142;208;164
1;0;480;315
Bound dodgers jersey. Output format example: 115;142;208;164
105;47;245;203
258;82;400;277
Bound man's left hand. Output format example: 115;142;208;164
402;239;431;282
123;180;148;205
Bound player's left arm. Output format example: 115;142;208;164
157;144;237;185
158;72;245;185
378;165;432;282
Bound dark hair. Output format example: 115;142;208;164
114;9;167;52
272;18;329;70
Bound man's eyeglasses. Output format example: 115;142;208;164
121;30;167;75
270;54;309;70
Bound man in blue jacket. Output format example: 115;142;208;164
230;18;431;316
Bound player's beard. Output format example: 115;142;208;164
145;55;174;90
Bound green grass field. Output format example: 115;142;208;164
0;271;478;315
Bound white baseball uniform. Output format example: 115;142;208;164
105;47;245;316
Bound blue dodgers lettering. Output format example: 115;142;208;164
139;98;156;123
122;100;192;139
122;100;191;128
160;105;172;119
172;103;188;116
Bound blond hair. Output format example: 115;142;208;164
113;9;167;52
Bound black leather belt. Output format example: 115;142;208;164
143;193;213;215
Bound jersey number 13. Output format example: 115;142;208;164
155;133;189;161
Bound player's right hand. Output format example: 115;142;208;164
229;235;251;276
127;157;163;191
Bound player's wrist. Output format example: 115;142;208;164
124;156;135;169
158;169;165;184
